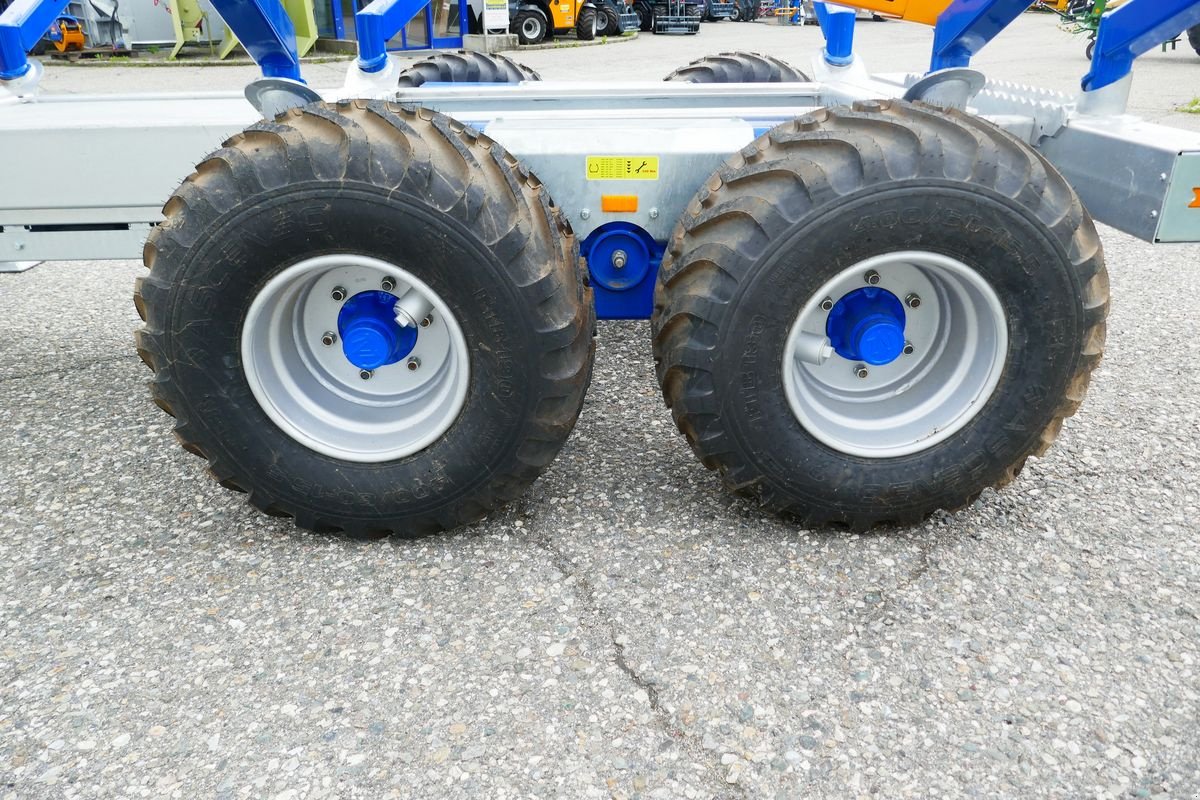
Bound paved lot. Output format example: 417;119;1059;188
3;13;1200;800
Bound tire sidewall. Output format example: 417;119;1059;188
709;183;1085;515
162;186;548;522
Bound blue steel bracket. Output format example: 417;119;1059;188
355;0;430;73
0;0;71;81
813;2;856;66
206;0;304;82
1083;0;1200;92
929;0;1030;72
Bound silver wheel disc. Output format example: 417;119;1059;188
782;251;1007;458
241;254;470;463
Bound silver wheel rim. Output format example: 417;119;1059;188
241;254;470;463
522;16;541;38
781;250;1007;458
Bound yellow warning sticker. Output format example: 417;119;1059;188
586;156;660;181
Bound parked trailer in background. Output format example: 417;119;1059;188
2;0;1200;537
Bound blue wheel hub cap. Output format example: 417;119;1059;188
826;287;907;366
337;290;418;371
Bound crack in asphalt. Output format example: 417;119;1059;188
526;525;748;799
0;354;140;385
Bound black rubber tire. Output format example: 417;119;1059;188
664;51;811;82
396;50;541;87
599;5;621;35
1085;36;1095;60
576;6;598;39
1188;25;1200;56
730;4;740;20
651;99;1109;529
513;10;548;44
635;2;653;31
135;101;595;537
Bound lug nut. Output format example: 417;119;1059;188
381;276;396;292
359;369;373;381
612;250;628;269
407;357;421;372
864;270;881;286
819;296;834;311
420;315;432;328
902;341;915;355
331;286;347;302
321;331;337;347
905;293;921;309
854;364;869;379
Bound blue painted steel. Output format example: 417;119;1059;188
929;0;1030;72
0;0;70;80
355;0;429;71
207;0;303;81
332;0;346;40
338;290;419;370
1084;0;1200;91
826;287;906;366
581;222;663;320
812;1;855;66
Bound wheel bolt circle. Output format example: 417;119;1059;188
902;341;914;355
381;277;396;292
864;270;881;285
321;331;337;347
905;293;921;309
854;364;869;379
359;369;373;380
331;286;347;302
819;296;833;311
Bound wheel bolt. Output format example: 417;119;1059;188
864;270;881;285
612;250;628;270
420;315;432;328
902;341;915;355
905;293;922;309
321;331;337;347
854;364;869;379
359;369;373;380
331;286;347;302
819;296;833;311
407;357;421;371
381;276;396;292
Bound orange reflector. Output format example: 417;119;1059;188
1190;188;1200;209
601;195;639;213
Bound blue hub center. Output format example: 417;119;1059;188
826;287;907;366
337;290;418;371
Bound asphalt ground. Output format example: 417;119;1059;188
3;12;1200;800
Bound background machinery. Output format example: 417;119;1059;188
633;0;701;34
3;0;1200;536
509;0;600;43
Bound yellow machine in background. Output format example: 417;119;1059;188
822;0;954;25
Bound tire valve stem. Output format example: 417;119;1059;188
321;331;337;347
381;277;396;292
819;296;833;311
864;270;881;286
854;364;869;379
359;369;374;381
905;293;922;309
331;286;348;302
902;341;915;355
407;357;421;372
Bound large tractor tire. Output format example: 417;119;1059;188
652;100;1108;528
664;51;811;82
576;6;599;39
135;101;594;537
513;10;549;44
396;50;541;87
599;4;622;35
1188;24;1200;56
635;1;654;31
